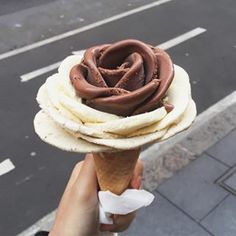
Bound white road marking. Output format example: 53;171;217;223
20;61;61;82
0;0;173;61
0;158;15;176
38;166;46;171
158;27;206;50
16;174;34;186
20;27;206;82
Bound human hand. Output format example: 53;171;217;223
49;154;143;236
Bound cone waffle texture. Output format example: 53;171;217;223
93;149;140;195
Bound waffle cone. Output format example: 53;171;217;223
93;149;140;195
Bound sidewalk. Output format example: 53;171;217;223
122;127;236;236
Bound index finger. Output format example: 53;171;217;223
130;160;143;189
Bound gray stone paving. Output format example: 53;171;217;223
157;154;228;221
122;193;211;236
207;128;236;167
224;171;236;193
122;128;236;235
201;195;236;236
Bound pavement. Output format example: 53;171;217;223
122;127;236;236
0;0;236;235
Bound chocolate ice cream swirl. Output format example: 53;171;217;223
70;39;174;116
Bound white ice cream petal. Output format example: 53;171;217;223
34;55;196;152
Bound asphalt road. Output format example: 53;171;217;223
0;0;236;235
0;0;57;16
0;0;156;53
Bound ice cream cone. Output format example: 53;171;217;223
93;148;140;195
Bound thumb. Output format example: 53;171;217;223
130;160;143;189
73;154;98;201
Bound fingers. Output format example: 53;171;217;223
130;175;142;189
130;160;144;189
50;154;100;236
64;153;92;191
65;161;84;190
134;160;144;177
65;153;96;191
62;154;99;206
100;212;136;232
72;153;98;203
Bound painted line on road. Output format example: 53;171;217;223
20;62;61;82
0;158;15;176
20;27;206;82
158;27;206;50
16;174;34;186
20;50;86;82
0;0;173;61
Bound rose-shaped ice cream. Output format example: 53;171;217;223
34;39;196;152
70;39;174;116
33;39;197;218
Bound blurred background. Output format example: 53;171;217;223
0;0;235;235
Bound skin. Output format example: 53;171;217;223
49;154;143;236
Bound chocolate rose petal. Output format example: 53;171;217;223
86;79;160;116
115;53;145;91
98;39;157;84
154;50;175;100
133;49;174;115
98;67;129;87
83;46;108;87
70;64;129;99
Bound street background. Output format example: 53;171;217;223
0;0;235;235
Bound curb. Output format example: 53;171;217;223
142;90;236;191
